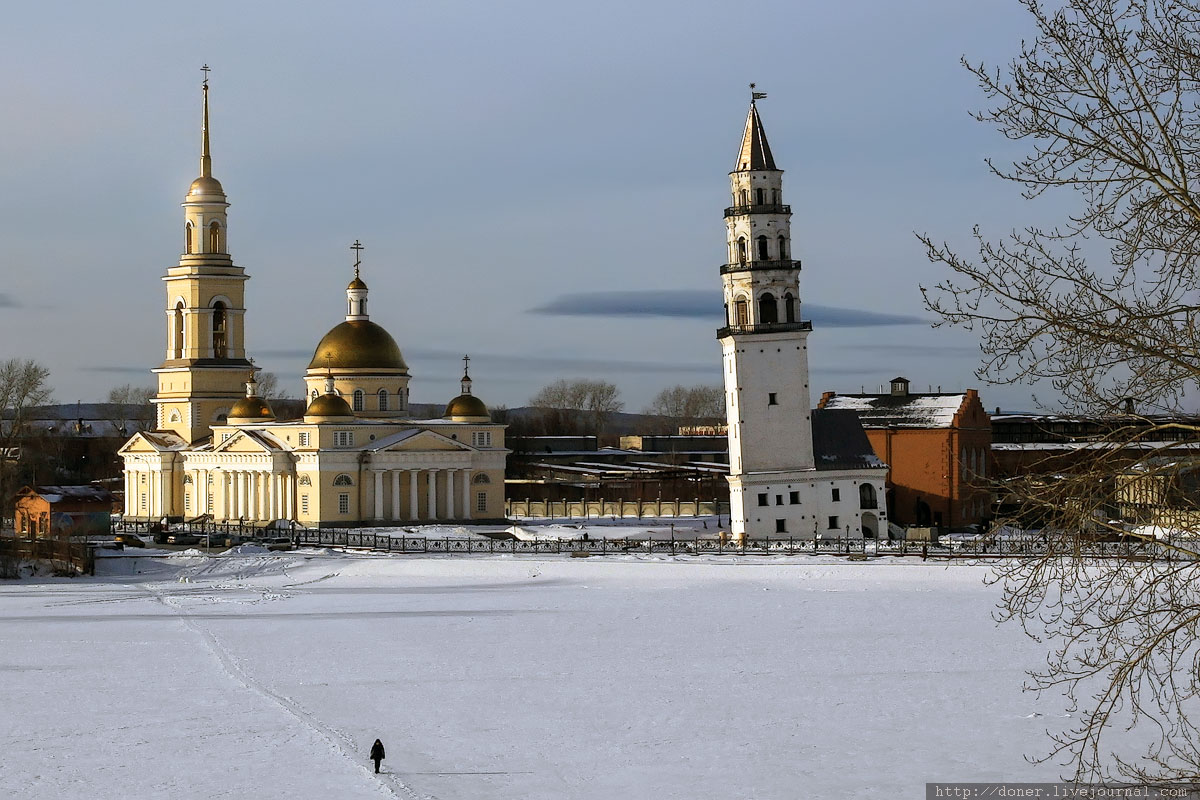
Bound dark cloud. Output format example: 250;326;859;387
528;290;927;327
833;342;978;356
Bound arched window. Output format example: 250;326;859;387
860;483;877;510
185;222;193;254
212;301;227;358
783;292;797;323
724;303;729;325
758;292;777;324
173;302;184;359
353;390;364;411
734;299;749;326
778;235;787;260
757;235;769;260
739;188;749;205
311;389;319;400
378;389;388;411
473;473;492;484
755;188;765;205
736;237;747;264
333;474;354;486
208;221;220;253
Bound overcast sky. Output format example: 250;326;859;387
0;0;1063;413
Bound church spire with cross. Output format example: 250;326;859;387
346;240;369;320
152;65;252;443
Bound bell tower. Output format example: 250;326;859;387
152;66;252;443
719;88;816;534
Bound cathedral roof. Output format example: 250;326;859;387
444;393;489;421
304;391;354;421
228;396;275;422
308;320;408;372
735;101;777;171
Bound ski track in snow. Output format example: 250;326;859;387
136;577;434;800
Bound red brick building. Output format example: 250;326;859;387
13;485;113;539
818;378;991;530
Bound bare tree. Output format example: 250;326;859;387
105;384;155;436
919;0;1200;783
0;359;52;521
254;371;291;400
645;385;724;424
529;379;624;434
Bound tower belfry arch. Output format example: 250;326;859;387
152;66;253;443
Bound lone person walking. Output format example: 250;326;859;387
369;738;385;773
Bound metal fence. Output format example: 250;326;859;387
0;536;95;575
289;529;1195;559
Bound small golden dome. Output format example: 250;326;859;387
188;175;226;197
308;320;407;371
348;276;368;290
305;392;354;420
228;397;275;422
444;393;489;420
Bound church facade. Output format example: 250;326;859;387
119;77;507;527
719;93;889;538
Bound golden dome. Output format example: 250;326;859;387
444;393;489;420
188;175;226;197
228;397;275;422
348;276;367;290
308;320;407;371
305;392;354;420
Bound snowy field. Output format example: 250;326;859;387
1;548;1088;798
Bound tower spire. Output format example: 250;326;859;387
736;84;776;171
345;240;369;321
200;64;212;178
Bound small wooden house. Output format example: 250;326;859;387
14;485;113;539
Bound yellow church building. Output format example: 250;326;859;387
119;76;507;527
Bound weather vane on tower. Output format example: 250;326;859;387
750;82;767;103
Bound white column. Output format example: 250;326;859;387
391;471;401;520
150;470;161;518
427;469;438;520
199;470;208;517
373;470;384;520
238;472;249;520
125;469;134;516
446;470;455;520
259;472;270;520
461;469;472;520
409;470;419;521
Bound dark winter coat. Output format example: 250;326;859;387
370;740;385;761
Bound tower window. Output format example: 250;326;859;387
211;301;228;358
735;299;749;326
784;292;797;323
173;302;184;359
768;392;777;405
736;237;747;264
757;493;768;507
353;390;364;411
757;235;769;260
778;235;788;260
832;488;841;502
828;515;839;530
775;519;786;533
755;188;765;205
378;389;388;411
758;293;777;324
789;491;800;504
185;222;193;254
209;221;220;253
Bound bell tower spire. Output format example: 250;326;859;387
200;64;213;178
152;66;253;444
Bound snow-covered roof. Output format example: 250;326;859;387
19;485;113;503
821;393;968;428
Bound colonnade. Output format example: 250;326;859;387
371;467;473;522
183;467;295;522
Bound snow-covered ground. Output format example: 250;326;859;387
1;548;1085;798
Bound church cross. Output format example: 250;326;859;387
201;64;211;87
350;240;364;279
462;354;471;375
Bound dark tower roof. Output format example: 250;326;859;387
735;101;777;171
